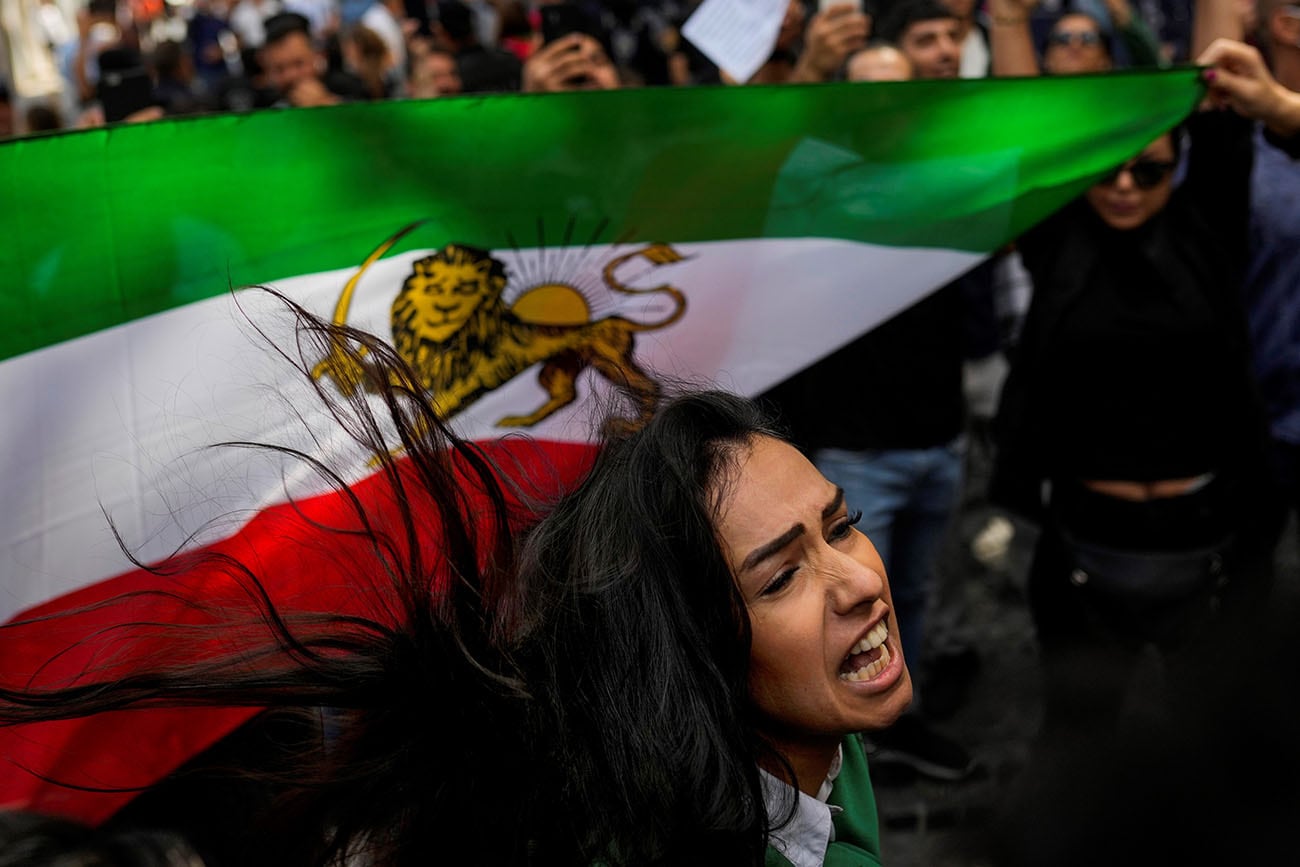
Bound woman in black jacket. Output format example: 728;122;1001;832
991;103;1273;731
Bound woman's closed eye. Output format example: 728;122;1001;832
760;566;799;597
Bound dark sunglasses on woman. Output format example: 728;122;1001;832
1098;157;1177;190
1048;30;1103;47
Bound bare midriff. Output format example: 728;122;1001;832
1080;473;1215;502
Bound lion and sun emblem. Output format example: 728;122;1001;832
311;221;689;431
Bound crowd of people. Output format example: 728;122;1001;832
0;0;1231;133
2;0;1300;865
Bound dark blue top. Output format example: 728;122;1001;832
1245;125;1300;446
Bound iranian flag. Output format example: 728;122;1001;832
1;71;1201;823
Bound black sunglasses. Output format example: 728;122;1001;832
1098;157;1176;190
1048;30;1103;47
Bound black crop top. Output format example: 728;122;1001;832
1037;227;1240;480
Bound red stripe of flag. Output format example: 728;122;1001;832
0;438;595;825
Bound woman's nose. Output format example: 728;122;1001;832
828;550;886;613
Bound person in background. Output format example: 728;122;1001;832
434;0;520;93
407;42;462;97
875;0;964;79
340;23;399;99
284;0;340;39
714;0;807;84
845;39;914;80
960;0;1170;656
187;0;237;95
497;1;539;62
787;2;870;83
260;11;364;106
0;81;13;138
353;0;405;76
1201;33;1300;138
24;100;64;132
521;30;619;92
210;45;280;111
944;0;992;76
1039;2;1164;73
1042;10;1120;70
60;0;121;114
591;0;682;86
988;0;1277;859
1212;3;1300;565
229;0;285;49
150;39;204;116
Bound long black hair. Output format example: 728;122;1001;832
514;390;790;865
2;288;561;866
0;295;793;866
0;811;207;867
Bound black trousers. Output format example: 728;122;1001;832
1026;476;1269;732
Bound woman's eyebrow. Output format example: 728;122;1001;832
822;487;845;520
740;524;804;574
739;488;846;573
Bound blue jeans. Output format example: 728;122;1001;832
814;442;964;682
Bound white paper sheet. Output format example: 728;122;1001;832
681;0;790;85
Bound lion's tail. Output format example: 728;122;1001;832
602;243;689;331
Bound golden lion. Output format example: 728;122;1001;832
312;229;687;429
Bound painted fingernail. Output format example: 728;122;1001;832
1204;69;1218;82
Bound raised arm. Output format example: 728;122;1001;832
1191;0;1242;61
790;4;871;83
989;0;1041;77
1105;0;1165;67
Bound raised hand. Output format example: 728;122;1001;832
792;4;871;82
523;34;619;93
1199;37;1300;136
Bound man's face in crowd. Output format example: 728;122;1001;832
1043;14;1111;74
898;17;961;79
262;31;321;96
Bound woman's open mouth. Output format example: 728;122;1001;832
838;620;891;682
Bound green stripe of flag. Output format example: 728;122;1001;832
0;69;1202;362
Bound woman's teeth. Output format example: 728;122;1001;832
849;621;888;657
839;621;891;682
841;643;890;681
